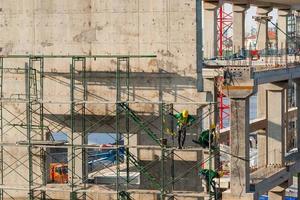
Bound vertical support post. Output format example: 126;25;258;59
26;60;33;200
233;4;248;54
160;102;165;200
208;103;213;199
70;60;76;199
116;57;131;199
125;58;130;191
230;97;250;197
257;85;267;118
256;7;272;53
257;129;267;168
196;0;203;91
278;10;290;55
203;2;218;59
69;57;87;199
81;57;87;200
298;173;300;200
294;78;300;197
170;104;175;192
116;57;121;199
219;6;223;57
0;57;3;200
267;87;285;166
39;57;46;200
295;79;300;153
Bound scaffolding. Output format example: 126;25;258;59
0;55;217;200
287;14;297;54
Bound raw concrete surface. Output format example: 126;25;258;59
0;0;207;199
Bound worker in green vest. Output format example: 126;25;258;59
172;110;195;149
193;124;216;149
199;168;223;196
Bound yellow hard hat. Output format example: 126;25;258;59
210;123;216;130
182;110;189;118
218;171;224;178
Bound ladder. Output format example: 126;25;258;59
119;191;133;200
127;152;160;189
119;103;161;146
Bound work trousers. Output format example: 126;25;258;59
177;126;187;149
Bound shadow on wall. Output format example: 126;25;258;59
44;69;198;102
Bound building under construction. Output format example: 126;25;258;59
1;0;300;200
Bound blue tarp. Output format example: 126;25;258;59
88;148;125;171
259;196;297;200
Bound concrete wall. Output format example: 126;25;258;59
0;0;207;199
0;0;206;113
138;148;203;192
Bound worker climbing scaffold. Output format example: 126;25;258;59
170;110;195;149
192;124;216;149
191;116;223;199
199;168;223;199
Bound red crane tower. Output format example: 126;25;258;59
217;4;232;129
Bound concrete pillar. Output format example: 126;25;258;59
268;191;285;200
256;7;272;52
267;83;287;167
203;2;218;59
278;9;290;54
257;129;267;168
257;85;267;118
230;97;250;196
233;4;248;54
295;79;300;151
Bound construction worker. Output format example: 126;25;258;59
171;110;195;149
199;168;223;196
193;124;216;149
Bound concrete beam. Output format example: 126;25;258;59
222;190;255;200
219;117;267;144
270;180;291;192
251;166;292;195
253;64;300;85
203;0;296;10
257;7;273;15
219;107;297;144
137;148;203;161
203;1;219;10
222;66;255;98
278;9;291;16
